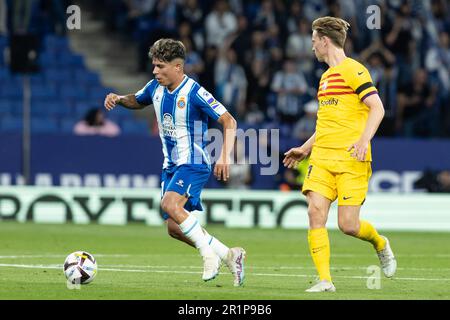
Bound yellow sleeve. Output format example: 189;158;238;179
344;62;378;102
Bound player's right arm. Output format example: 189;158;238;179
104;93;146;110
104;79;157;111
283;132;316;169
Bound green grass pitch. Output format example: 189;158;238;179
0;221;449;300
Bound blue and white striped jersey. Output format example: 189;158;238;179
135;75;228;172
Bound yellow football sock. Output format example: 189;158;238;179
308;228;332;282
356;220;386;252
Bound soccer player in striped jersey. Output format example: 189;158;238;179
283;17;397;292
104;39;245;286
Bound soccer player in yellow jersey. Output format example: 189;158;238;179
283;17;397;292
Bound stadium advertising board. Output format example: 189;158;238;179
1;186;449;231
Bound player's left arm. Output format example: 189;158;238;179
215;112;237;181
348;93;385;161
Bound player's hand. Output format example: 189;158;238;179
348;139;369;161
283;147;309;169
104;93;121;111
214;157;230;182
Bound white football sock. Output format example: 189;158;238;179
179;214;213;257
203;229;230;260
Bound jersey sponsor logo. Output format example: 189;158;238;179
177;97;186;109
206;97;220;109
319;97;339;106
162;113;177;138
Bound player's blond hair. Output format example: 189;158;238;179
312;16;350;48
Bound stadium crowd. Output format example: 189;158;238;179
91;0;450;139
1;0;449;139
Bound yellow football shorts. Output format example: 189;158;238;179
302;158;372;206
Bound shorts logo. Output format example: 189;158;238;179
343;196;352;200
177;97;186;109
175;179;184;187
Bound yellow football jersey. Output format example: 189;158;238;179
311;57;378;162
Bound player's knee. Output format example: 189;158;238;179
307;203;327;226
338;222;359;236
161;196;177;214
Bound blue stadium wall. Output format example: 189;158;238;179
1;133;449;192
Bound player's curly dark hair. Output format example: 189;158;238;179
148;38;186;62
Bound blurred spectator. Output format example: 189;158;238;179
200;45;218;93
12;0;37;33
179;0;205;50
270;59;308;124
425;31;450;94
74;108;121;137
253;0;276;31
414;169;450;193
215;45;247;119
183;37;204;82
292;100;318;141
205;0;237;48
0;0;7;35
286;19;314;79
222;140;252;189
396;69;439;137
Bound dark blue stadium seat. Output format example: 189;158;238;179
44;35;69;52
0;100;12;114
60;118;77;134
58;54;84;68
74;70;100;86
45;68;72;83
88;87;112;102
60;84;88;100
39;52;58;67
31;84;58;100
31;101;72;117
0;68;10;81
0;116;23;132
121;119;150;136
0;84;23;99
30;117;59;134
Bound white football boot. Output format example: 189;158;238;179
224;247;246;287
305;280;336;293
377;235;397;278
202;253;221;281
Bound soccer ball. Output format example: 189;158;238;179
63;251;98;284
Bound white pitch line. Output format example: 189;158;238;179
1;263;450;282
0;254;131;259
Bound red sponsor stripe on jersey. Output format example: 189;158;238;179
317;91;356;97
325;73;342;79
319;79;345;86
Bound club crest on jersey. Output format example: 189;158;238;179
177;97;186;109
321;80;328;91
